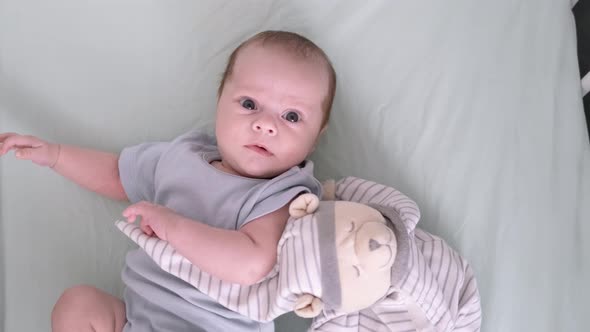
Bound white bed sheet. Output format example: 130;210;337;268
1;1;588;331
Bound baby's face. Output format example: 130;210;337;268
215;43;329;178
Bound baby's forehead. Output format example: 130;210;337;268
230;45;329;103
237;41;328;72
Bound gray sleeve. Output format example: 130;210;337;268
118;141;168;203
242;161;322;225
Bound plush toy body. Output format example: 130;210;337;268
116;177;481;331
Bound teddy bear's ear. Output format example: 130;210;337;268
321;179;336;200
289;193;319;217
294;294;324;318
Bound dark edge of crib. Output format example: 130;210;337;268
573;0;590;141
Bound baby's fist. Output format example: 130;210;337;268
123;201;179;240
0;133;60;167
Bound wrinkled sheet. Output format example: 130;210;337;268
1;1;588;331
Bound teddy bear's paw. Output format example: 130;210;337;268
289;193;320;218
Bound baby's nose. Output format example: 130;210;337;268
252;119;277;136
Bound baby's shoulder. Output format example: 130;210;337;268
163;129;219;159
173;128;216;146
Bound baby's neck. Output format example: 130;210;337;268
210;160;237;175
210;159;290;179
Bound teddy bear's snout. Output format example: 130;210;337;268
355;222;397;271
369;239;380;251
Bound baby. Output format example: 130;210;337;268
0;30;336;332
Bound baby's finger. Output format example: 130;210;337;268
0;132;17;142
0;135;40;155
0;140;11;155
123;204;147;222
126;212;138;223
123;204;137;216
0;141;15;155
14;148;36;160
140;222;154;236
122;208;138;223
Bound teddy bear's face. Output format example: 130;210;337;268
333;201;397;312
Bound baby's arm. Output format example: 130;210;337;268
0;133;127;201
123;201;289;285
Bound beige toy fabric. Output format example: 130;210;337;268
115;177;481;331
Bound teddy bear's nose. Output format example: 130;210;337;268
355;222;397;272
369;239;381;251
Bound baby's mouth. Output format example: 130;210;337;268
245;144;273;157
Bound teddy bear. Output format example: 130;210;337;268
116;177;481;331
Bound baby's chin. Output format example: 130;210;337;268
219;153;296;179
240;167;285;179
230;162;291;179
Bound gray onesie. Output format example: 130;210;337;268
117;129;322;332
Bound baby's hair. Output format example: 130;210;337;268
218;30;336;128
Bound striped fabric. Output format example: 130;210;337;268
116;211;323;322
115;177;481;331
310;177;482;332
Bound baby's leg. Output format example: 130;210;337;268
51;285;126;332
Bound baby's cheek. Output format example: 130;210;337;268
297;135;317;156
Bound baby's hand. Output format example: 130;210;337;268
122;201;179;241
0;133;60;167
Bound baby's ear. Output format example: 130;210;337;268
289;193;319;218
294;294;324;318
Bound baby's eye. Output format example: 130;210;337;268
282;111;300;123
240;98;257;111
